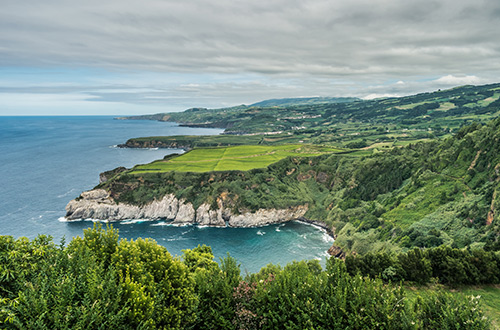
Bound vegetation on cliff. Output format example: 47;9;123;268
56;83;500;327
0;225;492;329
98;114;500;256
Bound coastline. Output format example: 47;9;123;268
75;119;339;256
296;217;336;240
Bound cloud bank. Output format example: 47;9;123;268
1;0;499;114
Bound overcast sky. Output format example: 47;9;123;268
1;0;499;115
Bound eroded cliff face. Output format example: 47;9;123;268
65;189;308;228
65;189;194;224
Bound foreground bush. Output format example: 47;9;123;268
0;225;491;329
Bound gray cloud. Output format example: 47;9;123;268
1;0;499;114
2;0;499;77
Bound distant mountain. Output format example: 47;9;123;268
249;96;360;107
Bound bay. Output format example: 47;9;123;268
0;116;333;273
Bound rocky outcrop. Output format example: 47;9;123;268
195;203;227;227
228;206;308;227
65;189;308;228
118;140;191;149
99;167;127;184
327;245;346;259
65;190;195;224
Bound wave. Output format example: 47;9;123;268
57;188;77;198
150;221;168;226
121;219;146;225
322;233;335;243
294;220;335;241
150;221;191;228
58;217;109;223
165;237;190;242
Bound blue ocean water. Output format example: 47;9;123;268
0;116;333;273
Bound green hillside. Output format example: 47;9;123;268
101;115;500;255
120;83;500;149
249;96;359;107
105;83;500;255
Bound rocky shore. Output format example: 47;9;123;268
65;189;309;228
117;140;191;150
295;218;337;240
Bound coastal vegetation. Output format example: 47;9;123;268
345;246;500;286
61;83;500;327
99;114;500;256
0;225;493;329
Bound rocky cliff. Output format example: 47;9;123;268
99;167;127;184
65;189;308;228
118;140;191;149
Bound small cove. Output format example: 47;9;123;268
0;116;333;273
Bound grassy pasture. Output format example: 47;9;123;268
130;144;340;174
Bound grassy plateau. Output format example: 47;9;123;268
130;144;341;174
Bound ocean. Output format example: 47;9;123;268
0;116;333;273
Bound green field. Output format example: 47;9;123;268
130;144;340;173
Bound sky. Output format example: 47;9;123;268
1;0;499;115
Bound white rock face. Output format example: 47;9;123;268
65;189;308;228
228;205;308;227
65;189;191;222
195;203;226;227
172;202;196;225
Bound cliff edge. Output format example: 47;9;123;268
65;189;308;228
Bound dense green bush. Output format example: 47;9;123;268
345;246;500;286
0;225;492;329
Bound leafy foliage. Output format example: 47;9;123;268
0;226;492;329
345;246;500;286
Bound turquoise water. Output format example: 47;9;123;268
0;116;333;273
